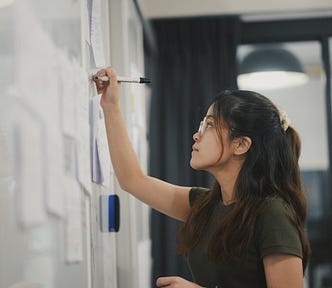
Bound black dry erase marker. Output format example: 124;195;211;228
92;75;151;84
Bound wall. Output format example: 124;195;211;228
0;0;151;287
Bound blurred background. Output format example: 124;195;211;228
1;1;332;288
141;1;332;288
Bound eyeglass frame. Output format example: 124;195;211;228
197;115;215;136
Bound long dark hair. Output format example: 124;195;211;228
178;90;310;271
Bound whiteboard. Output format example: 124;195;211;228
0;0;151;288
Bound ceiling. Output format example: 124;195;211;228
139;0;332;20
139;0;332;69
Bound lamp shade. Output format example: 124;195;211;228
238;47;308;90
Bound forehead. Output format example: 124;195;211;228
205;105;215;119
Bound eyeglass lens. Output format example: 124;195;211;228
198;118;207;136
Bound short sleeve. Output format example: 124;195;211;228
189;187;210;207
255;198;303;259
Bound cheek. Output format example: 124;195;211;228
205;142;223;163
209;133;224;156
190;139;223;169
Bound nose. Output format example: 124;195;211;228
193;131;200;141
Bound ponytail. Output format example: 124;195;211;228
285;126;301;162
285;126;311;271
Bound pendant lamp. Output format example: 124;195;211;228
238;47;308;90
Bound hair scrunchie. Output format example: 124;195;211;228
279;110;291;132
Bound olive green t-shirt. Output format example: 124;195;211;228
187;187;303;288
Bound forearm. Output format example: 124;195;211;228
102;104;144;191
102;103;190;221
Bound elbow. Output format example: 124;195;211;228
117;171;145;193
118;181;130;192
117;176;131;192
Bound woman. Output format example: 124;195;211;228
94;68;310;288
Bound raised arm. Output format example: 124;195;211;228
94;68;191;221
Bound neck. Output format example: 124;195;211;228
210;159;243;205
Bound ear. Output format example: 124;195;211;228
233;136;252;156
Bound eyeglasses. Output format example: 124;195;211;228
197;115;216;137
198;117;210;136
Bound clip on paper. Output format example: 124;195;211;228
100;195;120;232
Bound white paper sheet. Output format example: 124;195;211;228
75;65;92;194
89;94;112;186
82;0;91;45
84;198;92;288
90;95;102;184
96;108;111;187
0;117;12;179
138;239;152;288
23;255;54;288
15;2;57;121
90;0;106;67
42;49;66;217
58;52;77;138
64;176;83;263
23;225;55;288
14;108;46;227
15;3;67;219
44;128;65;217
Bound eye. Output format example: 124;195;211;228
206;122;214;129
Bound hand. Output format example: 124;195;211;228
156;276;204;288
93;67;121;108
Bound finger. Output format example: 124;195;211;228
94;81;105;90
156;276;176;287
94;80;106;94
156;277;167;287
105;68;118;84
91;69;107;84
96;68;107;77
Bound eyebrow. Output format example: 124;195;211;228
206;115;215;119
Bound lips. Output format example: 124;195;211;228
192;145;199;152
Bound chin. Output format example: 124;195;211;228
190;159;204;170
191;158;216;173
190;159;198;170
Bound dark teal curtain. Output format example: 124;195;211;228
146;16;241;285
